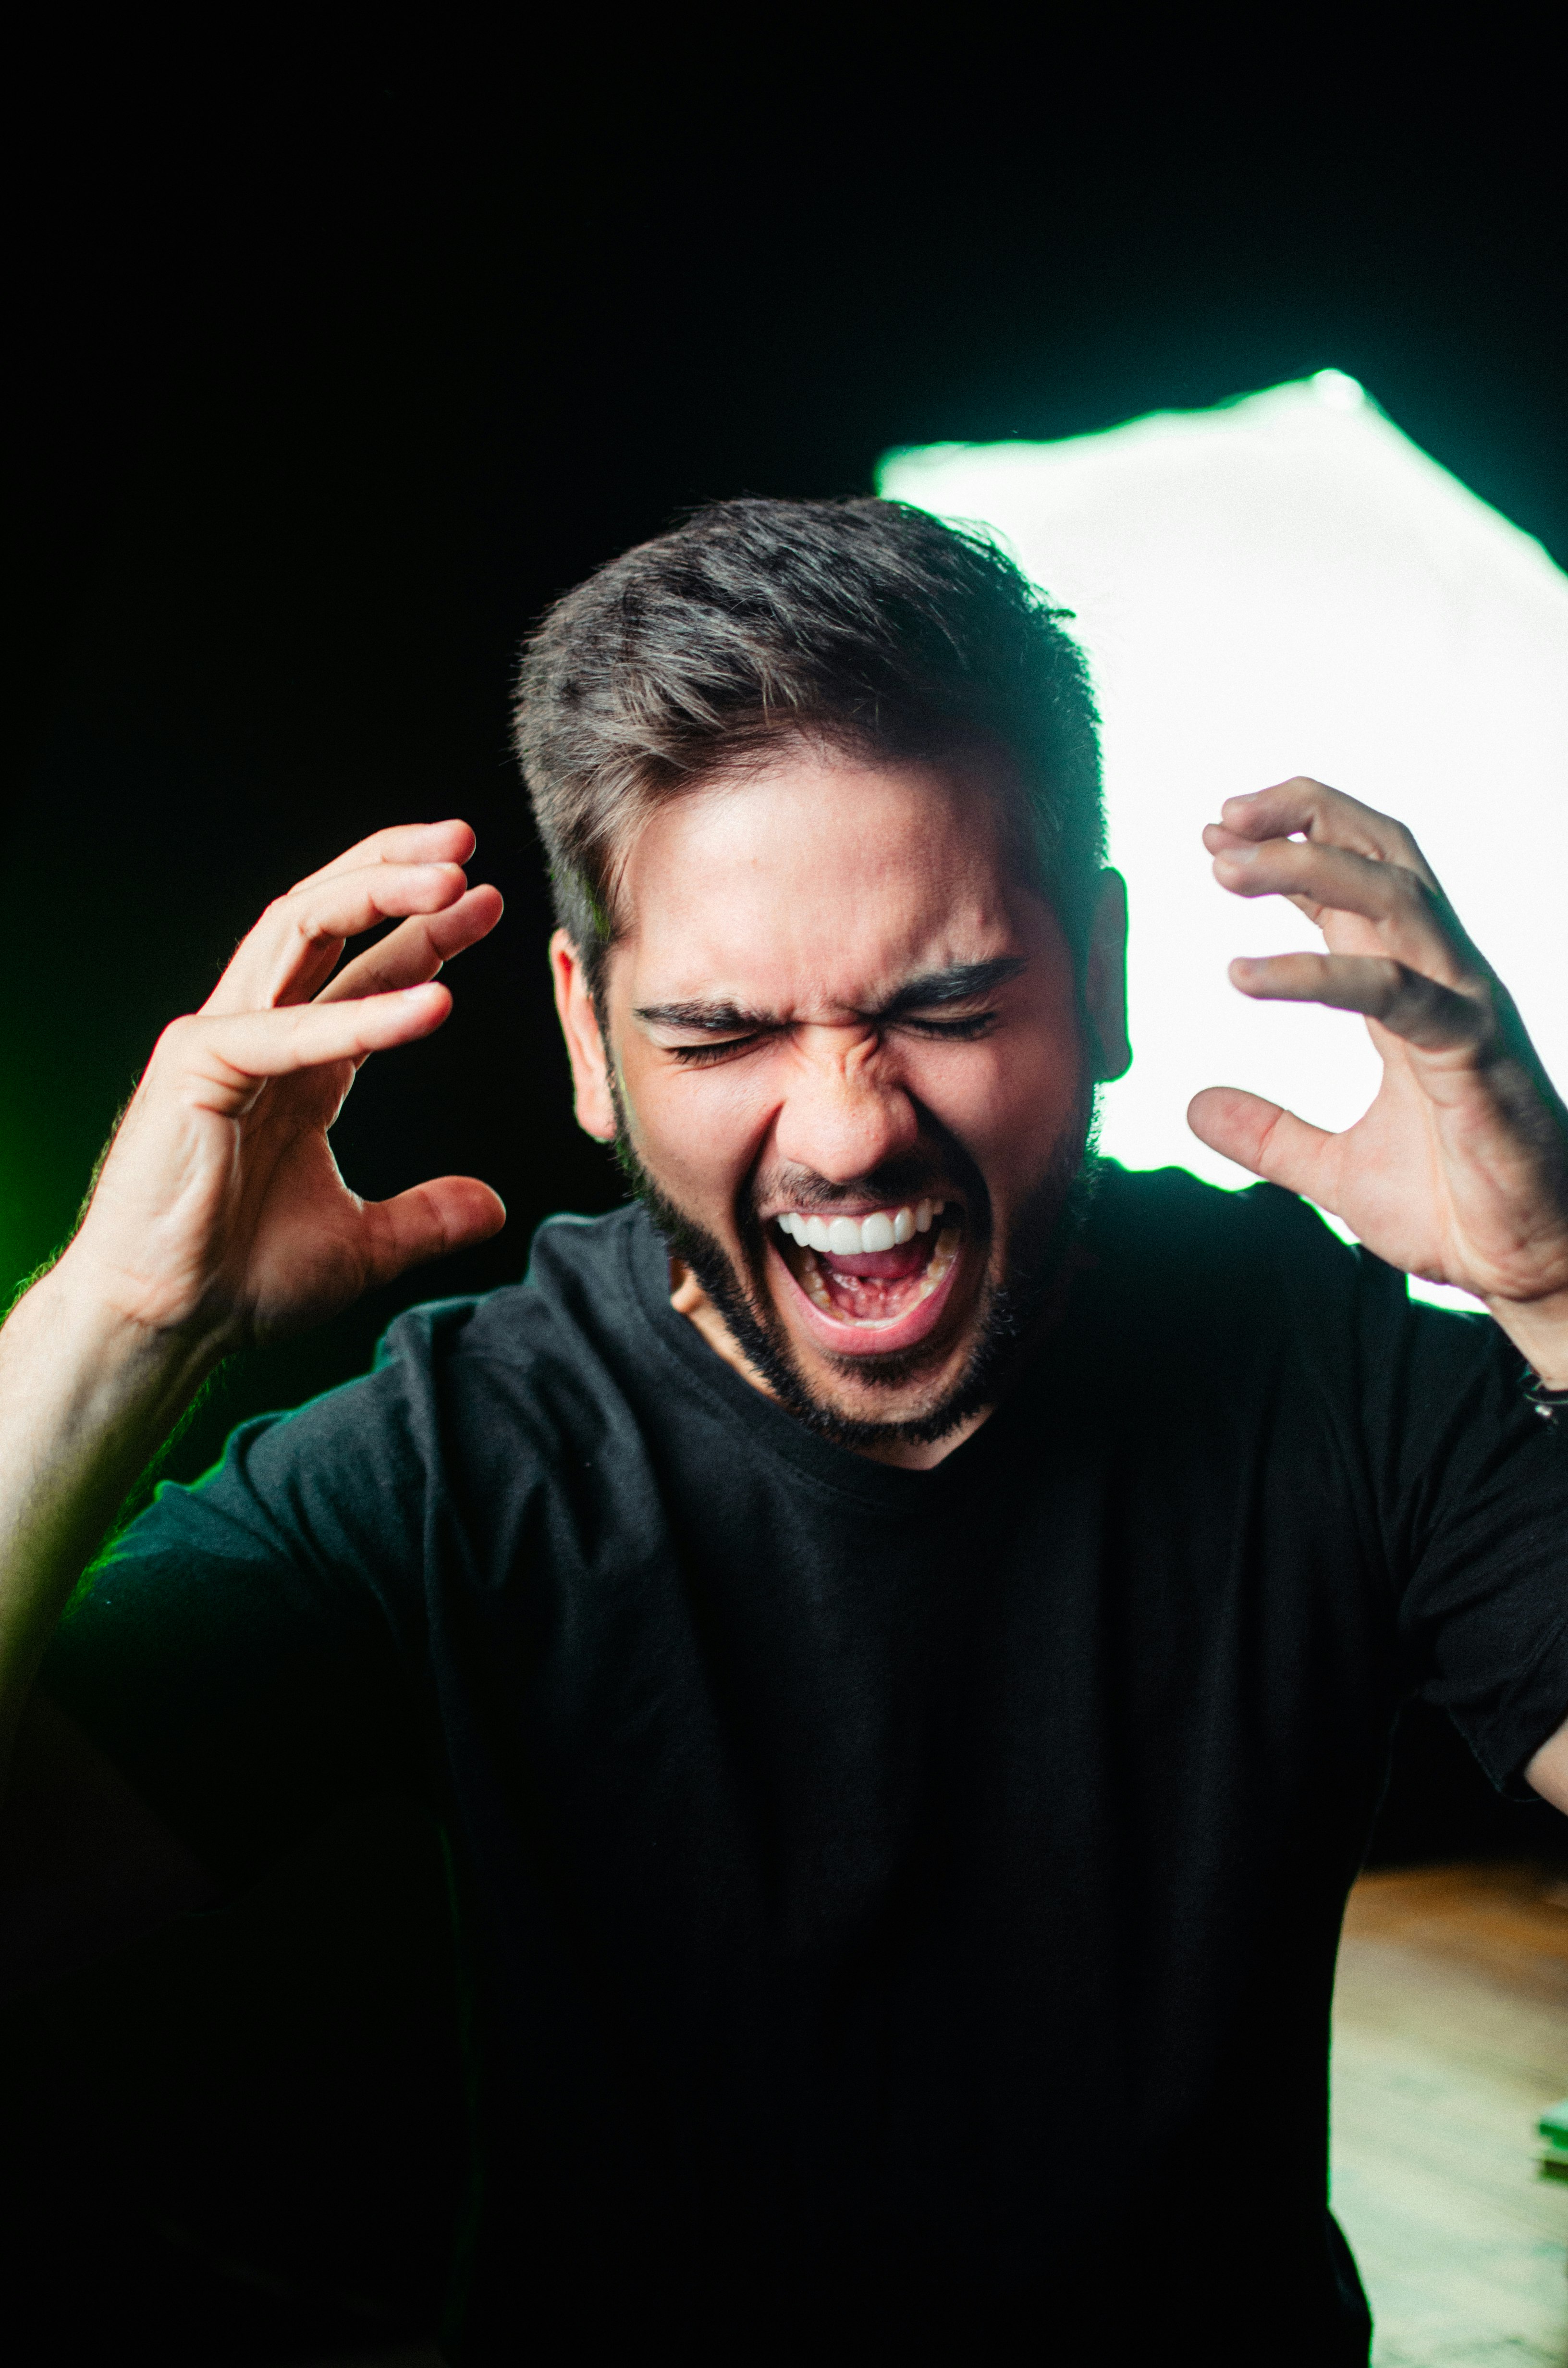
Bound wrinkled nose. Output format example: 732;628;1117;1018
772;1030;919;1185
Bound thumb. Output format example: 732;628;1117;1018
1187;1085;1335;1197
362;1175;507;1287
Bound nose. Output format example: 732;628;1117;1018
772;1026;919;1185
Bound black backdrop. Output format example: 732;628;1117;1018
5;33;1567;2358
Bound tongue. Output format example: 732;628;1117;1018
819;1239;931;1283
813;1230;941;1322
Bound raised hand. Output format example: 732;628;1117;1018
55;819;506;1358
1187;777;1568;1376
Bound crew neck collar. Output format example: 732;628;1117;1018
618;1201;1064;1511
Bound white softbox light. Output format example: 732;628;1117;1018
880;375;1568;1306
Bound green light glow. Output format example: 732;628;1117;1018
880;374;1568;1311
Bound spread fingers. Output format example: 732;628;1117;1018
1208;836;1469;979
1212;777;1436;880
288;819;478;891
317;884;504;1003
204;860;474;1014
155;984;454;1112
1229;952;1493;1054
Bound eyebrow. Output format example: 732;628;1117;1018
633;957;1028;1034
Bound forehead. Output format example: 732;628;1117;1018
611;751;1041;1009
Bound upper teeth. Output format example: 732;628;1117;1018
775;1199;943;1253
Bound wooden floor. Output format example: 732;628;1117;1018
1332;1862;1568;2365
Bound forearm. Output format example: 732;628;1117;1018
0;1256;215;1775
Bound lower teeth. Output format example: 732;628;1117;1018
799;1227;961;1326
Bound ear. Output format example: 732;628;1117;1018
550;929;617;1141
1083;869;1132;1083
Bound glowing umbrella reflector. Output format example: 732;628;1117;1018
880;375;1568;1306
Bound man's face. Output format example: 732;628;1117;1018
553;748;1127;1450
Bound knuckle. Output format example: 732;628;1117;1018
151;1011;199;1064
1459;979;1499;1041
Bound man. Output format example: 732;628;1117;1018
2;498;1567;2364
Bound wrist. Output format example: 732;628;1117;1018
1481;1285;1568;1394
4;1253;223;1440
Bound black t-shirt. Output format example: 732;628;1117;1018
43;1166;1568;2364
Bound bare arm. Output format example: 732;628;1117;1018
0;819;504;1978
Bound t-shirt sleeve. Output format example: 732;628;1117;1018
1349;1248;1568;1797
40;1336;441;1886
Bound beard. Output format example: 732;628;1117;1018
612;1078;1100;1453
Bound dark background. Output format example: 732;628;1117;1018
5;32;1567;2360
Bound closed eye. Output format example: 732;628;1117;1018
666;1034;764;1066
895;1011;1001;1041
666;1012;1001;1063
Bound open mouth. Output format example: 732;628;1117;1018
769;1196;968;1355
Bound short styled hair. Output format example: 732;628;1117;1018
513;496;1105;996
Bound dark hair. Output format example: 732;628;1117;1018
513;496;1104;997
